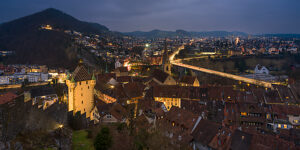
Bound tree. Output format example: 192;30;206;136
94;127;112;150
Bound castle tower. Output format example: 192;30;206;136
66;60;96;118
162;39;172;75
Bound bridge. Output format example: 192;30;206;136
169;45;274;89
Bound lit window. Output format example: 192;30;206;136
294;120;299;123
284;124;288;129
278;124;281;128
172;122;175;126
241;112;247;116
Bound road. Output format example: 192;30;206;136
169;45;273;89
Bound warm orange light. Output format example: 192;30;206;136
241;112;247;116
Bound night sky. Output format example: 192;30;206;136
1;0;300;34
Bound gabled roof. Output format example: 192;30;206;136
152;69;169;83
97;103;127;121
179;76;197;85
72;64;92;82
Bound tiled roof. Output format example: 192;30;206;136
72;64;92;82
123;82;145;99
191;119;221;145
165;107;198;129
230;130;253;150
96;73;116;83
250;133;296;150
153;85;207;100
271;104;300;116
0;92;18;105
152;69;169;83
109;103;127;121
179;76;197;85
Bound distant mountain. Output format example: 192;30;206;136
0;8;110;68
124;29;248;38
258;34;300;39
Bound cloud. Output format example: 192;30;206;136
0;0;300;33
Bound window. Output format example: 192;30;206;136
107;114;112;118
88;86;89;89
241;112;247;116
82;101;83;104
284;124;288;129
84;109;85;112
86;81;88;84
79;82;81;85
81;93;83;96
278;124;281;128
294;120;299;124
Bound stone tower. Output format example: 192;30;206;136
66;60;96;118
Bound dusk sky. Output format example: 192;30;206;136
1;0;300;34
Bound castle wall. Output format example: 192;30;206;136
72;80;95;118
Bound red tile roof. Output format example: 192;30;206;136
191;119;221;145
0;92;18;105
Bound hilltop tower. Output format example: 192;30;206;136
66;59;96;118
162;39;172;75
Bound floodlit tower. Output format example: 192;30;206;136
66;59;96;118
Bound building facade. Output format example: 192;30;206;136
66;61;96;118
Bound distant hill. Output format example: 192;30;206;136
124;29;248;38
0;8;110;68
258;34;300;39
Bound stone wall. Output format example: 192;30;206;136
0;94;68;142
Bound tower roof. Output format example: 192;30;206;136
72;64;92;82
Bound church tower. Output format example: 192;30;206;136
66;59;96;118
162;39;172;75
